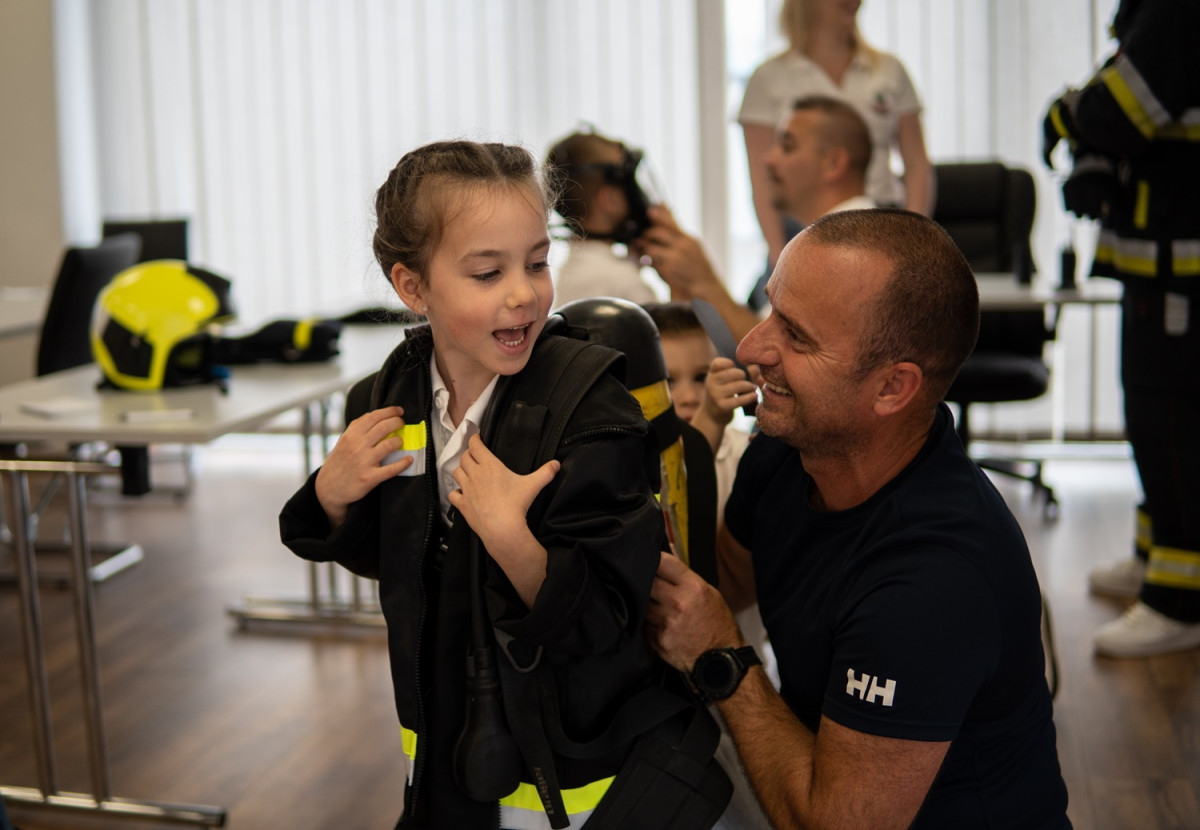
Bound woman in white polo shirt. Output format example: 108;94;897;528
739;0;934;270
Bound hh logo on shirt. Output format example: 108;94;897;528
846;668;896;707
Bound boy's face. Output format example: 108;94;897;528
660;331;716;423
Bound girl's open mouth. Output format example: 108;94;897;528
495;325;529;348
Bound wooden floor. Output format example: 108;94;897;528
1;436;1198;830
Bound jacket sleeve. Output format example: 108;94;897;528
279;469;382;580
488;375;665;655
1066;0;1199;156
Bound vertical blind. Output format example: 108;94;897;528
59;0;1125;441
59;0;706;323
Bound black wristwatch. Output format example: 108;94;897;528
689;646;762;702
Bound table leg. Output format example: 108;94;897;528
227;399;384;632
0;460;227;828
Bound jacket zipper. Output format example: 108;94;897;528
559;425;640;449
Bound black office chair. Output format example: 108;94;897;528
36;233;143;375
934;161;1059;519
102;218;189;263
0;235;143;544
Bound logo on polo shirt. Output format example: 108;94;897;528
846;668;896;707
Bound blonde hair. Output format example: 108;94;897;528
778;0;879;65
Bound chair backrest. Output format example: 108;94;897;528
933;161;1036;275
933;161;1049;357
37;233;143;376
102;218;189;263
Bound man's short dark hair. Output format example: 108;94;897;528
792;95;872;181
804;208;980;403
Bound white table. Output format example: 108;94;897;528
975;272;1122;310
973;273;1124;447
0;323;404;827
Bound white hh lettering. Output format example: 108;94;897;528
845;668;870;698
845;668;897;707
866;675;897;707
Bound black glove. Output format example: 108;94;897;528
1061;154;1117;220
1042;90;1080;168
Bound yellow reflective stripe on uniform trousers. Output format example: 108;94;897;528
1094;231;1158;277
1136;507;1153;557
499;776;615;830
1146;546;1200;590
1101;55;1171;139
1174;241;1200;277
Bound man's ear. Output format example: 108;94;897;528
822;146;851;181
873;361;924;417
390;263;425;313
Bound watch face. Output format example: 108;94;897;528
696;651;737;696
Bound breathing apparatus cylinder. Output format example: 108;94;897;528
551;298;694;562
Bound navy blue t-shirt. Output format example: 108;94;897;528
725;404;1070;829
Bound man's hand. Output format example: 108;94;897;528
315;406;413;528
646;551;742;672
635;206;725;303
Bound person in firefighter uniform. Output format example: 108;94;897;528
1043;0;1200;657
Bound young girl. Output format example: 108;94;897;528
279;141;669;829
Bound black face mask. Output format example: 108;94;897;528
607;148;652;244
563;146;657;245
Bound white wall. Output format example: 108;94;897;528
0;0;64;385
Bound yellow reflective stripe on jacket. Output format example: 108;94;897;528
1157;108;1200;141
1173;241;1200;277
1094;231;1158;277
400;725;417;785
630;379;672;421
1048;99;1071;139
387;422;428;449
1101;55;1171;139
1146;546;1200;590
499;776;615;829
1133;181;1150;230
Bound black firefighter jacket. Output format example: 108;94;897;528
280;325;668;828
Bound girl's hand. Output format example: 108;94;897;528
450;434;560;607
315;406;413;528
701;357;758;424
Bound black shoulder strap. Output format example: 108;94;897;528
679;420;718;586
484;334;622;474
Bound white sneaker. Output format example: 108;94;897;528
1093;602;1200;658
1088;558;1146;599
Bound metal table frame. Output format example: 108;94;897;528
1;459;225;827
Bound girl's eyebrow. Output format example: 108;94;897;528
460;238;551;263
